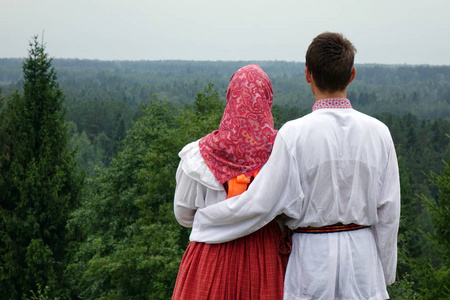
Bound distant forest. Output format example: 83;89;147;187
2;58;450;115
1;54;449;299
1;58;449;164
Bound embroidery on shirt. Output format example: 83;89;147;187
312;98;353;112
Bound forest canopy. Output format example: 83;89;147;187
1;58;450;117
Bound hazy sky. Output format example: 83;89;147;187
1;0;450;65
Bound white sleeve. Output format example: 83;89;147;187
173;163;198;227
190;132;304;243
371;142;401;285
173;157;227;228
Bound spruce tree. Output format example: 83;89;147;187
0;36;83;299
414;158;450;299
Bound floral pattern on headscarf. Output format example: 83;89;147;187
199;64;277;184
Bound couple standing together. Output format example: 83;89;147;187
172;32;400;300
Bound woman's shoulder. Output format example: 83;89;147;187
178;140;200;158
178;140;223;190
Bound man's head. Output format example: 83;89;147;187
305;32;356;93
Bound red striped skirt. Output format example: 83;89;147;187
172;221;286;300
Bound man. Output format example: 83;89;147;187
190;32;400;300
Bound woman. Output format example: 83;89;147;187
172;64;285;299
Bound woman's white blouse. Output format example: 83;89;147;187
173;140;227;228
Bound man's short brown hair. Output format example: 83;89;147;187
305;32;356;92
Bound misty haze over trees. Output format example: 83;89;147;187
0;40;449;299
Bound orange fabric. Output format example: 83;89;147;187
172;221;285;300
226;171;259;199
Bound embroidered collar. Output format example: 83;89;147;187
312;98;353;112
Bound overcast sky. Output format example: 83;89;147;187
1;0;449;65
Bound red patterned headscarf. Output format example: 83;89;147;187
199;64;277;184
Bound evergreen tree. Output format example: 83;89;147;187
0;36;83;299
413;156;450;299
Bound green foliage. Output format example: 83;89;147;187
425;160;450;257
27;284;59;300
412;263;450;300
68;125;103;177
0;36;83;299
25;239;57;293
68;86;224;299
410;159;450;299
387;273;419;300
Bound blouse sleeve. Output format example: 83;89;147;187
190;131;304;243
173;142;227;228
173;163;200;227
371;141;401;285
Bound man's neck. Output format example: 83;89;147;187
314;88;347;102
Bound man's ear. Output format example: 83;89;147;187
305;67;312;83
349;66;356;83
